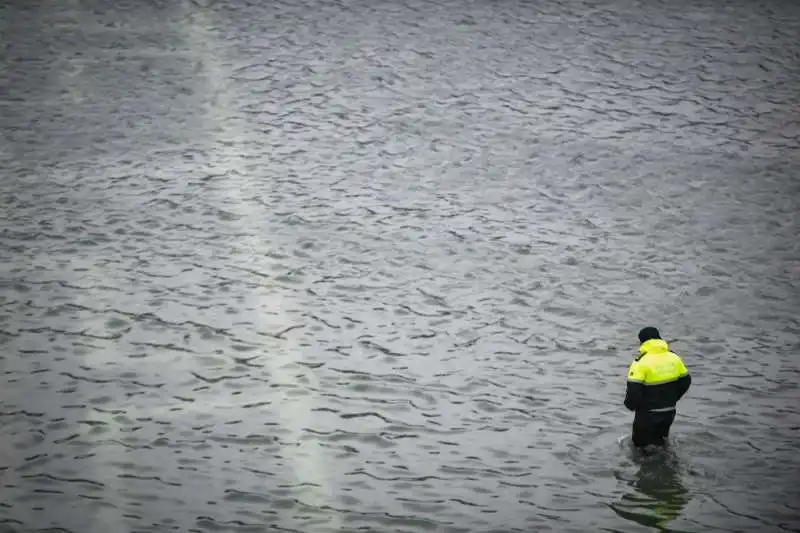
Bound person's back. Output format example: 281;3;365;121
625;327;691;447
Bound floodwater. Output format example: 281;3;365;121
1;0;799;531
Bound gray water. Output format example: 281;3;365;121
1;0;799;532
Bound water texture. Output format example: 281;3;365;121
1;0;799;531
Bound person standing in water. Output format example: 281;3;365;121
625;327;692;448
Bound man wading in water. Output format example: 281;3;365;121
625;327;691;448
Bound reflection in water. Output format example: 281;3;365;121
609;446;692;532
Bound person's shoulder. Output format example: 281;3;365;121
669;350;689;368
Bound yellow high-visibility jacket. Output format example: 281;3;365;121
625;338;691;413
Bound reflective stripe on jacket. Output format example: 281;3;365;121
624;338;691;412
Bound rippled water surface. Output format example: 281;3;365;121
2;0;799;531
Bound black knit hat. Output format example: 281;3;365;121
638;327;661;343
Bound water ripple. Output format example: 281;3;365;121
1;0;799;532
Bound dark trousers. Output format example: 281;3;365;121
632;410;676;447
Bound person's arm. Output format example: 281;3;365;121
675;359;691;400
624;360;647;411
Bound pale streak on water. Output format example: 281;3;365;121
0;0;799;532
176;3;340;525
